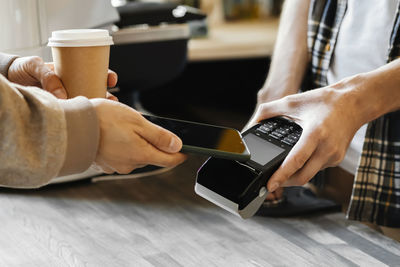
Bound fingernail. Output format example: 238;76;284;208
169;137;181;152
269;182;279;192
53;89;67;99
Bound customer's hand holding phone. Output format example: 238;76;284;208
90;99;187;174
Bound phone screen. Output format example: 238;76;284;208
144;115;249;158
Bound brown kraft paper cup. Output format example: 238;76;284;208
48;29;113;99
51;46;110;98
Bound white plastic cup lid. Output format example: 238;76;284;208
48;29;114;47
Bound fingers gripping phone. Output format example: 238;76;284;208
143;114;250;161
195;117;303;219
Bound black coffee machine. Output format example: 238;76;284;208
109;1;206;107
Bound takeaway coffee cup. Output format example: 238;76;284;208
48;29;113;99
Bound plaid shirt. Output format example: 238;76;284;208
307;0;400;227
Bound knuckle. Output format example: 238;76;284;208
324;142;336;157
275;167;292;184
331;149;345;165
42;71;56;83
320;128;330;141
312;126;327;141
29;56;43;64
285;95;298;108
337;150;345;162
323;140;345;165
257;89;269;103
116;166;134;175
129;111;144;125
292;154;308;169
27;56;43;69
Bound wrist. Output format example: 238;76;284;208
58;97;100;176
257;81;299;104
354;59;400;123
333;72;396;126
0;52;18;79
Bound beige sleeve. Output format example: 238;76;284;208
0;75;99;188
0;52;18;78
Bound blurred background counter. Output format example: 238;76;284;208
188;18;279;62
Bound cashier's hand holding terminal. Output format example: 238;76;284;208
249;85;362;194
7;56;118;100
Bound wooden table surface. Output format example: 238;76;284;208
1;156;399;267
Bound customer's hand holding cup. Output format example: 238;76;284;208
48;29;186;174
48;29;113;99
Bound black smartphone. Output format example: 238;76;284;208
143;114;250;161
195;117;303;218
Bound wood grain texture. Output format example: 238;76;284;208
0;156;399;267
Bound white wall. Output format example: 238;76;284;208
0;0;119;61
43;0;119;38
0;0;41;53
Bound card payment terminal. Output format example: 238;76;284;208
195;117;303;219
